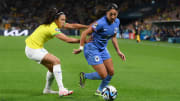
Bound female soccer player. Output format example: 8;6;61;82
73;3;126;95
25;8;88;96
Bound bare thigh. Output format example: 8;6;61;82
103;58;114;76
92;64;108;79
41;53;60;72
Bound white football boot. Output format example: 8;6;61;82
43;88;59;94
59;88;73;96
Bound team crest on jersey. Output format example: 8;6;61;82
95;56;100;62
55;28;61;32
114;27;118;33
92;22;98;29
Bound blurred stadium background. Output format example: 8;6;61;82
0;0;180;101
0;0;180;42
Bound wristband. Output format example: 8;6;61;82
79;46;84;50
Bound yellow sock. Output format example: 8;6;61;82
136;35;141;42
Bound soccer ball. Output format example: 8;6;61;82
101;85;117;101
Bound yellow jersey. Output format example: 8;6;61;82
25;22;62;49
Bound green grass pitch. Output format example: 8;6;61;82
0;36;180;101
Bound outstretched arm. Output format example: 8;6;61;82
73;27;93;54
55;33;80;43
63;23;88;29
112;34;126;61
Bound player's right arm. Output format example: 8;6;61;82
112;34;126;61
73;21;102;54
55;33;80;43
73;27;93;54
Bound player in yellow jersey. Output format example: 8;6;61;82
25;8;88;96
134;21;141;43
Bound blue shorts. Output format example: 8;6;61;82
84;43;111;65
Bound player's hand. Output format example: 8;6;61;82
73;49;82;54
118;51;126;61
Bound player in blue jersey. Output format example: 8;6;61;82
73;3;126;95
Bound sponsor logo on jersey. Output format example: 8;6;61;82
55;28;61;32
92;22;98;29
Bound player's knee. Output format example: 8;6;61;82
56;58;60;64
109;72;114;76
101;75;107;79
101;73;108;79
109;70;114;76
53;58;60;65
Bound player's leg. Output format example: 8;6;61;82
25;47;72;96
41;63;53;72
80;43;109;89
136;34;141;43
41;53;73;96
94;58;114;96
41;62;58;94
41;53;60;71
80;64;107;88
80;43;107;87
83;43;108;79
92;64;109;96
95;48;114;92
97;58;114;92
86;64;107;79
25;47;55;94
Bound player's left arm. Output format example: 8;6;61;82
55;33;80;43
63;23;88;29
112;34;126;61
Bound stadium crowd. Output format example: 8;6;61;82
0;0;180;41
120;0;180;41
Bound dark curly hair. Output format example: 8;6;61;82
106;3;118;11
42;8;65;25
95;3;119;20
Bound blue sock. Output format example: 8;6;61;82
98;75;112;91
85;72;102;80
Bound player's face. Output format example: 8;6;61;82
58;15;66;26
106;9;118;23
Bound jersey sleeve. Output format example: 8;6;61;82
118;19;120;33
114;18;120;34
51;28;63;36
50;25;63;36
92;20;103;32
116;18;120;26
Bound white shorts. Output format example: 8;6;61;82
25;46;48;64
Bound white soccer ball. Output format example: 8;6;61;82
101;85;117;101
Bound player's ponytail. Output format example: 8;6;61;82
42;8;65;25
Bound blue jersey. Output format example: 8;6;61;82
91;16;120;50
